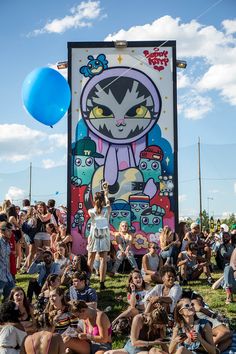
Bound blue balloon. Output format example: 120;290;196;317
22;67;71;126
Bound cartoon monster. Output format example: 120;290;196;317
110;199;133;231
140;205;165;233
71;137;103;186
80;67;162;187
80;54;108;78
129;194;150;223
139;145;163;183
85;218;91;238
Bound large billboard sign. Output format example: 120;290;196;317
68;41;178;255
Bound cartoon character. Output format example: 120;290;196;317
85;218;91;238
71;137;104;186
72;208;85;233
80;54;108;78
110;199;133;231
139;145;163;183
80;67;162;187
129;194;150;223
140;205;165;233
159;176;174;196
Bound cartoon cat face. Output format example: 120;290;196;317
141;214;163;233
73;155;95;185
110;210;131;231
139;158;162;182
130;200;150;222
81;68;161;144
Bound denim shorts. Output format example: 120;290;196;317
124;339;149;354
90;341;112;354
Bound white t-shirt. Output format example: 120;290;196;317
144;283;182;313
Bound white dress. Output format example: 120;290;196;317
87;207;110;253
0;324;26;354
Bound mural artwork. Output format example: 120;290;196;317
68;42;178;255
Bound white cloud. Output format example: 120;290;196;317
5;186;26;202
222;19;236;35
178;90;213;120
179;194;187;202
0;124;67;163
105;15;236;117
42;155;67;169
30;1;104;36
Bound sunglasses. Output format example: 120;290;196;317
179;303;195;311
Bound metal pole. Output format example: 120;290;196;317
29;162;32;204
198;137;203;231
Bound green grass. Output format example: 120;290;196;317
16;269;236;349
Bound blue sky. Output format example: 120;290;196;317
0;0;236;219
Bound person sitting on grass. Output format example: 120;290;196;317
169;298;216;354
67;271;97;309
112;269;148;326
144;265;182;315
0;301;27;352
27;249;60;303
61;255;91;287
190;293;232;352
36;273;61;313
69;300;112;354
141;242;163;284
20;311;65;354
223;246;236;304
9;286;36;334
177;241;213;286
105;304;169;354
109;221;138;276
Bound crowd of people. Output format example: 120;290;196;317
0;187;235;354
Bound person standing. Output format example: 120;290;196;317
87;182;111;290
0;222;15;301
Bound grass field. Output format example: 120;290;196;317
16;268;236;349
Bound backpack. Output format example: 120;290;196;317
112;317;132;336
215;245;226;270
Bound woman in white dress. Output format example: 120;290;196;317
87;182;111;290
0;301;27;354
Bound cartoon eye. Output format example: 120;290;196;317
90;105;114;119
111;212;118;217
140;203;148;210
152;161;160;170
125;103;150;118
130;204;137;209
88;64;92;68
140;161;147;170
75;158;81;166
141;217;149;225
121;212;129;217
95;61;100;65
153;217;160;225
85;157;94;166
87;223;91;231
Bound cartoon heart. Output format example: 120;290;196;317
154;65;165;72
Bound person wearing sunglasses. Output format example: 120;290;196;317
169;298;216;354
141;242;163;284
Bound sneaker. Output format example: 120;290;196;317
207;277;214;285
100;282;106;290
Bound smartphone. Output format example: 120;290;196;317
159;338;171;343
179;333;187;340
